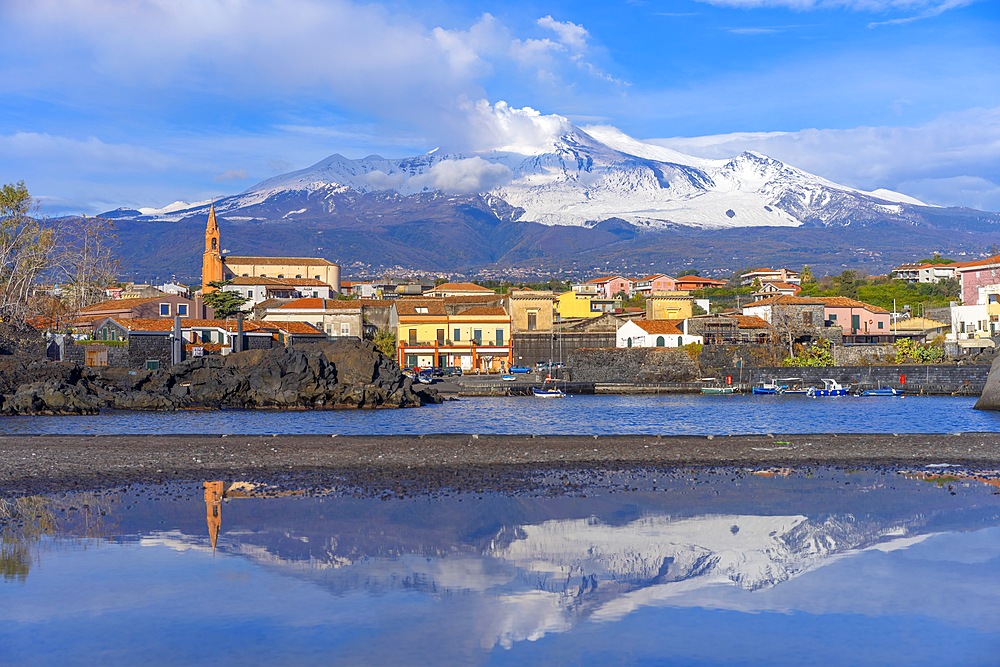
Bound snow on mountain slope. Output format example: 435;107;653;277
114;115;931;230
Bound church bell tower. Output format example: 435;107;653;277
202;204;223;293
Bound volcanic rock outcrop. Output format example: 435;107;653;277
0;338;437;415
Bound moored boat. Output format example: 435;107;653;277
751;379;788;395
701;386;736;395
807;379;850;397
860;387;905;396
532;386;567;398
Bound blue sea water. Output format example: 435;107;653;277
0;393;997;435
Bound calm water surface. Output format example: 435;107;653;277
0;394;997;435
2;468;999;666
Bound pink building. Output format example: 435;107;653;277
632;274;678;296
586;275;632;299
819;297;891;337
956;255;1000;306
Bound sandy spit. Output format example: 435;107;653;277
2;432;999;496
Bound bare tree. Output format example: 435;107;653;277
53;214;120;311
0;182;55;323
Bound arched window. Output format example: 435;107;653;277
211;238;217;250
627;337;633;348
677;336;683;346
656;336;665;347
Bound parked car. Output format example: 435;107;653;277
509;365;531;373
441;366;463;376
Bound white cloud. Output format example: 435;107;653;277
689;0;974;10
409;157;512;194
455;100;573;154
537;16;590;51
643;106;1000;211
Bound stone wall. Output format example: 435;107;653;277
513;332;615;368
568;347;699;383
64;337;172;370
832;345;896;366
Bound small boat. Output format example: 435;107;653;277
701;386;736;395
860;387;904;397
501;374;516;381
752;379;788;395
806;379;850;397
532;386;566;398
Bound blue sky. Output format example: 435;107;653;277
1;0;997;215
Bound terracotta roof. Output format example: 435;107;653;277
585;275;622;284
442;294;503;305
276;278;330;287
272;321;324;335
733;315;772;329
225;276;287;286
80;297;161;312
635;274;667;282
395;299;448;316
275;298;360;310
454;306;508;316
674;276;728;286
224;256;337;267
356;299;394;307
634;319;683;335
816;296;889;313
99;318;173;332
954;255;1000;270
761;281;800;291
427;282;494;293
745;295;825;307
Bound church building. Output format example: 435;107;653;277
201;204;341;294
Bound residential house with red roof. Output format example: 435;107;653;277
425;282;496;298
816;297;891;342
751;281;801;301
582;275;632;299
739;267;801;287
631;274;678;297
674;276;728;291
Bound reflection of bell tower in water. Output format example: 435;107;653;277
204;481;225;550
202;204;223;294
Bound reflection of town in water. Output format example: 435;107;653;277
3;469;999;663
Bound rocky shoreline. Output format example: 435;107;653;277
3;432;999;497
0;338;440;415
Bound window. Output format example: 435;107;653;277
296;275;302;279
341;323;350;336
201;330;212;343
473;329;482;344
437;329;445;344
277;274;284;278
408;329;417;344
453;328;461;341
495;329;504;346
159;303;170;316
416;306;428;314
145;359;159;371
527;312;537;331
248;290;254;298
177;304;188;317
877;321;884;330
315;275;321;280
656;336;665;347
829;313;837;322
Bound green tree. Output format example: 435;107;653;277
783;338;834;367
0;182;57;323
202;281;249;318
372;326;397;357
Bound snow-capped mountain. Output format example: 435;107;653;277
111;122;932;231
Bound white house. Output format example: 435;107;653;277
616;319;702;348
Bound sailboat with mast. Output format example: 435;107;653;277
532;322;567;398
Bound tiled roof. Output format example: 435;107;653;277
442;294;503;305
635;274;666;282
276;278;330;287
761;281;800;291
225;276;287;286
733;315;772;329
816;296;889;313
272;321;324;335
954;255;1000;270
745;295;825;307
101;318;174;332
395;299;448;316
277;298;360;310
675;276;728;286
80;297;161;312
224;256;337;266
454;306;508;316
585;275;621;284
635;319;683;335
427;282;494;293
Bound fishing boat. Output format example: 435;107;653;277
860;387;905;396
701;386;736;395
531;386;567;398
806;379;850;397
751;379;788;395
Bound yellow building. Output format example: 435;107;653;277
555;291;620;320
200;204;341;293
646;292;694;321
396;299;512;372
508;289;555;332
